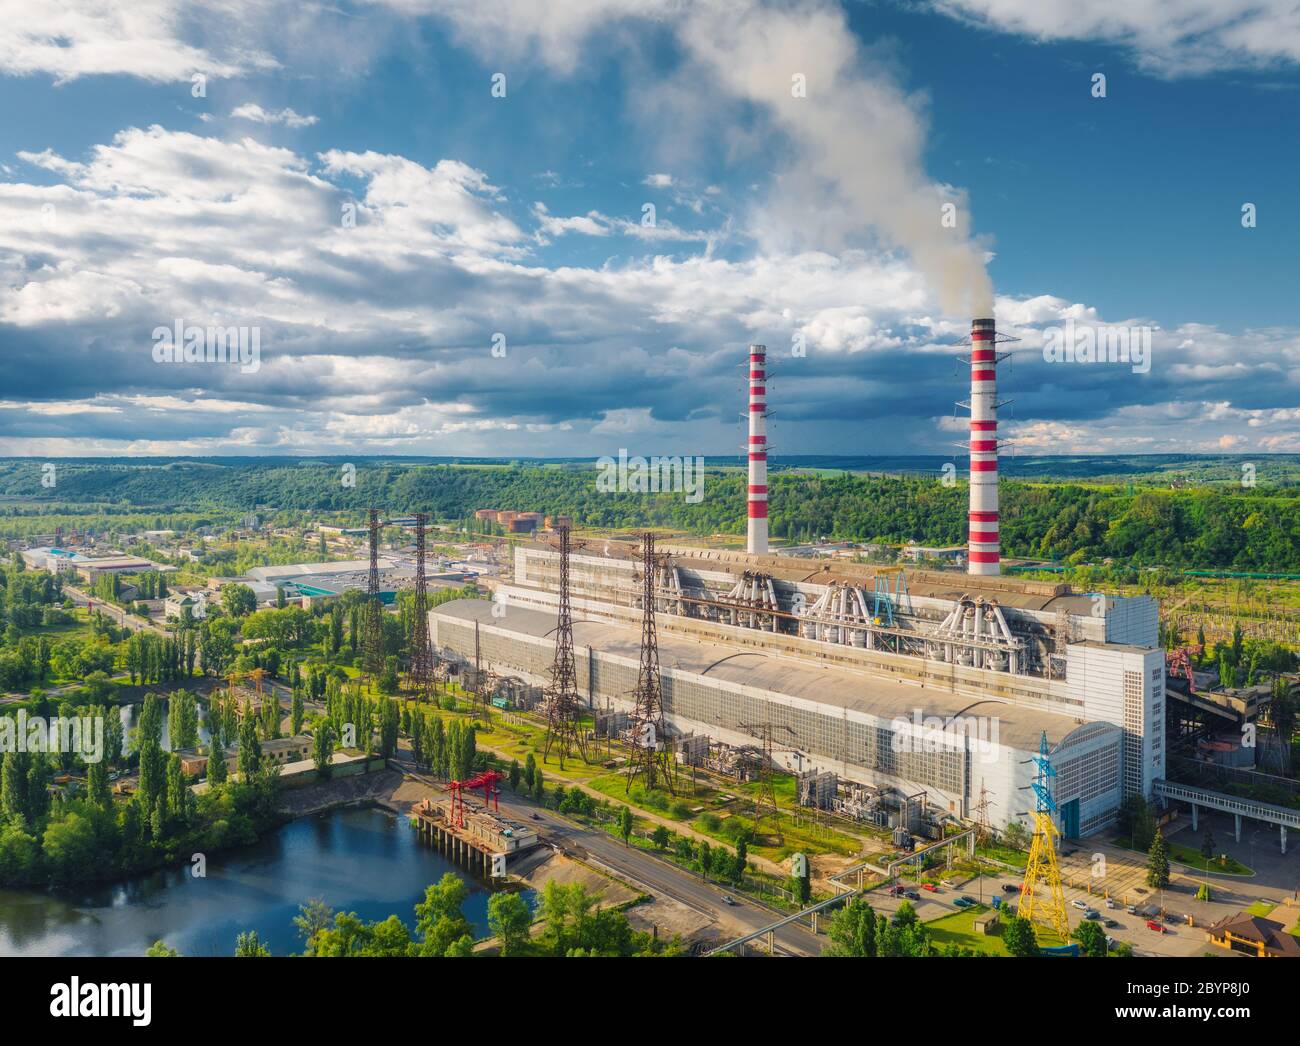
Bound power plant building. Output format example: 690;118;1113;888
431;542;1163;839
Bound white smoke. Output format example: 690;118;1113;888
417;0;994;316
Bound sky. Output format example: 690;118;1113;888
0;0;1297;460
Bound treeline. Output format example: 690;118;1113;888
151;874;682;957
1;461;1298;570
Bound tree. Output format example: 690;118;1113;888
145;940;179;957
791;862;812;905
313;721;336;778
415;873;474;956
1272;678;1295;771
291;689;305;737
1146;829;1171;889
294;897;335;949
1072;919;1107;957
523;752;536;791
618;805;634;845
733;835;749;885
237;708;262;780
508;758;521;792
444;935;474;957
1001;820;1029;851
378;656;400;695
651;825;670;850
1003;916;1040;957
487;892;533;956
234;931;270;956
221;584;258;618
379;699;400;758
329;606;343;655
207;734;228;785
827;896;877;957
1200;828;1215;864
1119;795;1156;852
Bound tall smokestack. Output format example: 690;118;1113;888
747;343;768;555
968;317;999;576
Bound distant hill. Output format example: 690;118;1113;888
0;455;1296;572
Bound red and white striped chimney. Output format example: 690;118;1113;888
747;343;768;555
968;317;999;575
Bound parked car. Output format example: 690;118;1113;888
887;885;905;896
1126;905;1138;915
1105;936;1118;950
1104;918;1120;929
959;895;979;906
953;897;974;909
921;883;938;892
1104;898;1117;909
1145;919;1164;933
1084;908;1101;920
940;879;956;888
722;895;737;906
1070;899;1088;910
991;896;1002;910
530;813;541;821
904;890;921;901
1002;883;1020;893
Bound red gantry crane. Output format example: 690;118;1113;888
447;769;504;829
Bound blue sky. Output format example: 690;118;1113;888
0;0;1297;459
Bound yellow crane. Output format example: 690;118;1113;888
1018;732;1070;940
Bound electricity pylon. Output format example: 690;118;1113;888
1017;731;1069;940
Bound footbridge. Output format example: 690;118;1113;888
1154;778;1300;854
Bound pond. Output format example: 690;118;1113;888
0;806;507;956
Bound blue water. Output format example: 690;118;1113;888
0;806;511;957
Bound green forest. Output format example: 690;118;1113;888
0;458;1297;570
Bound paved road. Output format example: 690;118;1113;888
65;585;168;636
393;755;823;955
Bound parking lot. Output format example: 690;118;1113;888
869;826;1300;956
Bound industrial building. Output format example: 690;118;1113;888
431;549;1157;839
245;559;416;604
20;547;167;580
426;323;1168;841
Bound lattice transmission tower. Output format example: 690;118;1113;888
737;720;791;843
972;778;996;845
626;531;675;794
408;512;435;701
1017;731;1069;939
361;508;386;683
542;524;588;768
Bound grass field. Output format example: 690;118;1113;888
925;904;1067;955
1120;840;1254;876
584;770;863;862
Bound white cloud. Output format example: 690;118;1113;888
928;0;1300;74
230;104;319;128
0;0;276;83
0;116;1295;457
